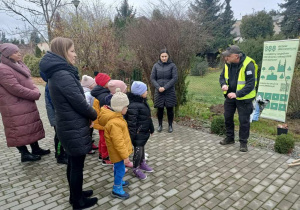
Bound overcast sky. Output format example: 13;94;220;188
0;0;284;39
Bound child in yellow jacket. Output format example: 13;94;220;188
98;88;133;200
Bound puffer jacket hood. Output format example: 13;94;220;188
40;51;79;80
91;85;110;107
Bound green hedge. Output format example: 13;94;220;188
274;134;295;154
211;115;226;135
23;54;42;77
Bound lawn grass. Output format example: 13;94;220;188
186;71;224;105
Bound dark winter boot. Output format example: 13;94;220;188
111;185;130;200
168;124;173;133
30;142;51;156
72;196;98;210
57;155;68;165
240;143;248;152
219;137;235;145
69;190;93;204
17;146;41;163
157;119;163;132
157;125;163;132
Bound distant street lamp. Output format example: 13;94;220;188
71;0;80;20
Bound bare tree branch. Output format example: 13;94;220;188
0;0;67;42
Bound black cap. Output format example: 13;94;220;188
222;45;242;57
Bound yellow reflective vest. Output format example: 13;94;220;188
223;56;258;100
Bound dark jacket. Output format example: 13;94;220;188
219;54;255;101
91;85;110;107
150;60;178;108
125;93;154;147
39;51;97;156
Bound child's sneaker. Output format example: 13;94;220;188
133;168;147;180
111;185;130;200
125;161;133;168
140;160;153;172
88;150;95;154
102;157;113;165
91;143;98;150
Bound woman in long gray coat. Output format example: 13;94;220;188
0;43;50;163
150;49;178;133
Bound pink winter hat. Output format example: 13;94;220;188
0;43;19;57
81;75;96;88
108;80;127;94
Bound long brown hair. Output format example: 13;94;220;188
50;37;74;65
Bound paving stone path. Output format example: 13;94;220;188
0;85;299;210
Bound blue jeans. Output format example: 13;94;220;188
114;160;125;185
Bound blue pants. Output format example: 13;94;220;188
114;160;125;185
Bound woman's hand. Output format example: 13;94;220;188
159;87;165;92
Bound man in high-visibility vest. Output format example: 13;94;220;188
219;45;258;152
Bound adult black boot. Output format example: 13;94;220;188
240;142;248;152
168;124;173;133
157;125;162;132
69;190;94;204
21;153;41;162
220;137;235;145
72;196;98;210
17;146;41;162
30;142;51;156
57;155;68;165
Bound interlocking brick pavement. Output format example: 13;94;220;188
0;85;300;210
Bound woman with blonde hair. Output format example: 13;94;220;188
40;37;98;209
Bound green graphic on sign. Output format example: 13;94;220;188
280;94;288;102
258;39;299;122
278;104;286;111
272;94;279;100
264;93;272;100
270;103;279;110
266;72;277;80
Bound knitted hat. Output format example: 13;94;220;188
0;43;19;57
131;81;147;96
108;80;127;94
111;88;129;112
95;73;111;87
81;75;96;88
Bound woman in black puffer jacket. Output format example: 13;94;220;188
125;81;154;180
150;49;178;133
39;37;98;210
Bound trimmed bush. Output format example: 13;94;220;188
190;57;209;77
211;115;226;135
23;54;42;77
274;134;295;154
